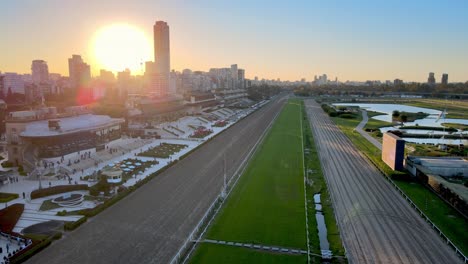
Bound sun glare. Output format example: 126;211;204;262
92;24;151;74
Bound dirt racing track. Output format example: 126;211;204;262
305;99;460;264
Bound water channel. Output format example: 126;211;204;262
314;193;331;257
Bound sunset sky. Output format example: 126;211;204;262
2;0;468;82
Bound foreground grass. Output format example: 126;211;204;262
301;101;347;262
191;100;307;263
330;108;468;256
204;100;306;249
191;243;306;264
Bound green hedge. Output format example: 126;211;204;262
31;184;89;199
64;216;87;231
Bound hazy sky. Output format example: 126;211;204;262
2;0;468;82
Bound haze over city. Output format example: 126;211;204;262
2;0;468;82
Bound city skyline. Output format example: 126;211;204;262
2;0;468;82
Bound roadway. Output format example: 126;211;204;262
305;99;460;264
29;96;287;264
356;109;382;150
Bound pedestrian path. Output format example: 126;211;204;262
13;209;83;233
356;110;382;150
199;239;307;255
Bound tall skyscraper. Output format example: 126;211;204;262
154;21;170;74
152;21;170;96
68;55;91;88
230;64;238;89
441;73;448;85
31;60;49;84
427;72;436;86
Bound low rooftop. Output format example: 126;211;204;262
20;114;124;137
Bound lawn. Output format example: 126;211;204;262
364;111;393;131
39;199;61;211
406;99;468;119
203;100;307;249
0;192;19;203
329;106;468;256
190;243;306;264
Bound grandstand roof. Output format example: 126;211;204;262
20;114;124;138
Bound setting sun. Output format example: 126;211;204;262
92;23;151;74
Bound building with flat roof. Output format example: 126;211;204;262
382;132;405;171
6;107;124;170
406;156;468;217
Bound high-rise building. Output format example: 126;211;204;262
238;69;245;89
427;72;436;86
31;60;49;84
152;21;171;96
68;55;91;88
441;73;448;85
154;21;170;74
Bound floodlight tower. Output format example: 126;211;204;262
221;152;227;198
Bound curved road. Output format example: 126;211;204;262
356;109;382;150
29;96;287;264
305;99;460;264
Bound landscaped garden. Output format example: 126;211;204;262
190;127;213;138
213;120;228;127
138;143;188;158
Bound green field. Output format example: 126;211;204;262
204;100;306;248
191;100;308;263
329;107;468;256
191;243;306;264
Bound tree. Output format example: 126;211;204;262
392;110;400;117
400;114;408;123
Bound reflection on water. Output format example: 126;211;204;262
333;103;468;145
314;193;330;251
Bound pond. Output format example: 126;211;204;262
333;103;468;145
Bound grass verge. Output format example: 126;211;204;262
301;100;347;263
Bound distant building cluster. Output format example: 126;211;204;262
0;20;263;105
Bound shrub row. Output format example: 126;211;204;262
64;216;88;231
321;104;338;117
31;184;89;199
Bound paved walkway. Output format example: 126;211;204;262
356;110;382;150
201;239;307;255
